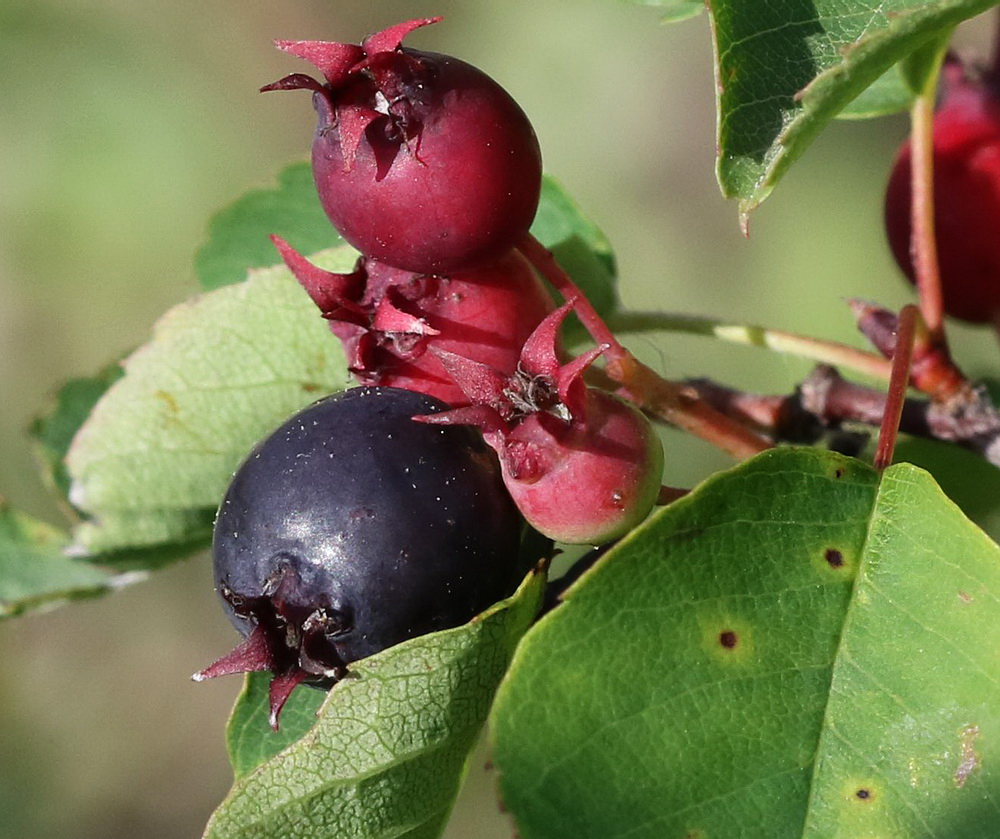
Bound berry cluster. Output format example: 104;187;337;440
264;16;663;542
197;18;664;725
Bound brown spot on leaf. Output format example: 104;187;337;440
958;591;973;604
155;389;179;413
855;788;872;801
955;724;981;788
824;548;844;568
719;630;738;649
834;467;845;479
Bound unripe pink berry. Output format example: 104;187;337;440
497;387;664;544
418;301;664;544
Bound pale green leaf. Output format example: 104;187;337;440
492;447;1000;838
204;568;546;839
29;363;124;505
65;251;355;557
195;162;345;291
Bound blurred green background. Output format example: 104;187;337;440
2;2;998;837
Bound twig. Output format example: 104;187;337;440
519;234;773;460
609;311;892;381
687;366;1000;466
850;299;969;402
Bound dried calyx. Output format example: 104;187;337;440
193;560;350;730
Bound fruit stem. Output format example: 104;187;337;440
518;234;629;363
850;299;966;402
873;304;918;471
519;234;773;460
596;352;774;459
609;310;892;381
909;61;947;345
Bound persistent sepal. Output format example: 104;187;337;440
421;300;664;544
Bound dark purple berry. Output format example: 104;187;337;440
262;18;543;274
194;386;525;727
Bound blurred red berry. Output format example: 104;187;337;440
885;60;1000;324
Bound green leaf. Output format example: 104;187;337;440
710;0;999;219
195;162;345;291
894;437;1000;544
0;501;114;619
531;177;619;339
226;672;328;781
899;29;952;95
837;64;914;119
492;447;1000;838
204;568;546;839
29;363;124;505
65;253;353;559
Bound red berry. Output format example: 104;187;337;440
496;387;664;545
263;18;542;274
884;61;1000;323
272;236;556;406
418;302;664;544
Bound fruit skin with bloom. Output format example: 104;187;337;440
272;236;555;407
418;301;664;545
195;386;525;727
263;18;542;274
884;60;1000;324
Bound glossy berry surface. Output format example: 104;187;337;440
884;62;1000;324
198;386;524;725
263;18;542;274
272;236;556;406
